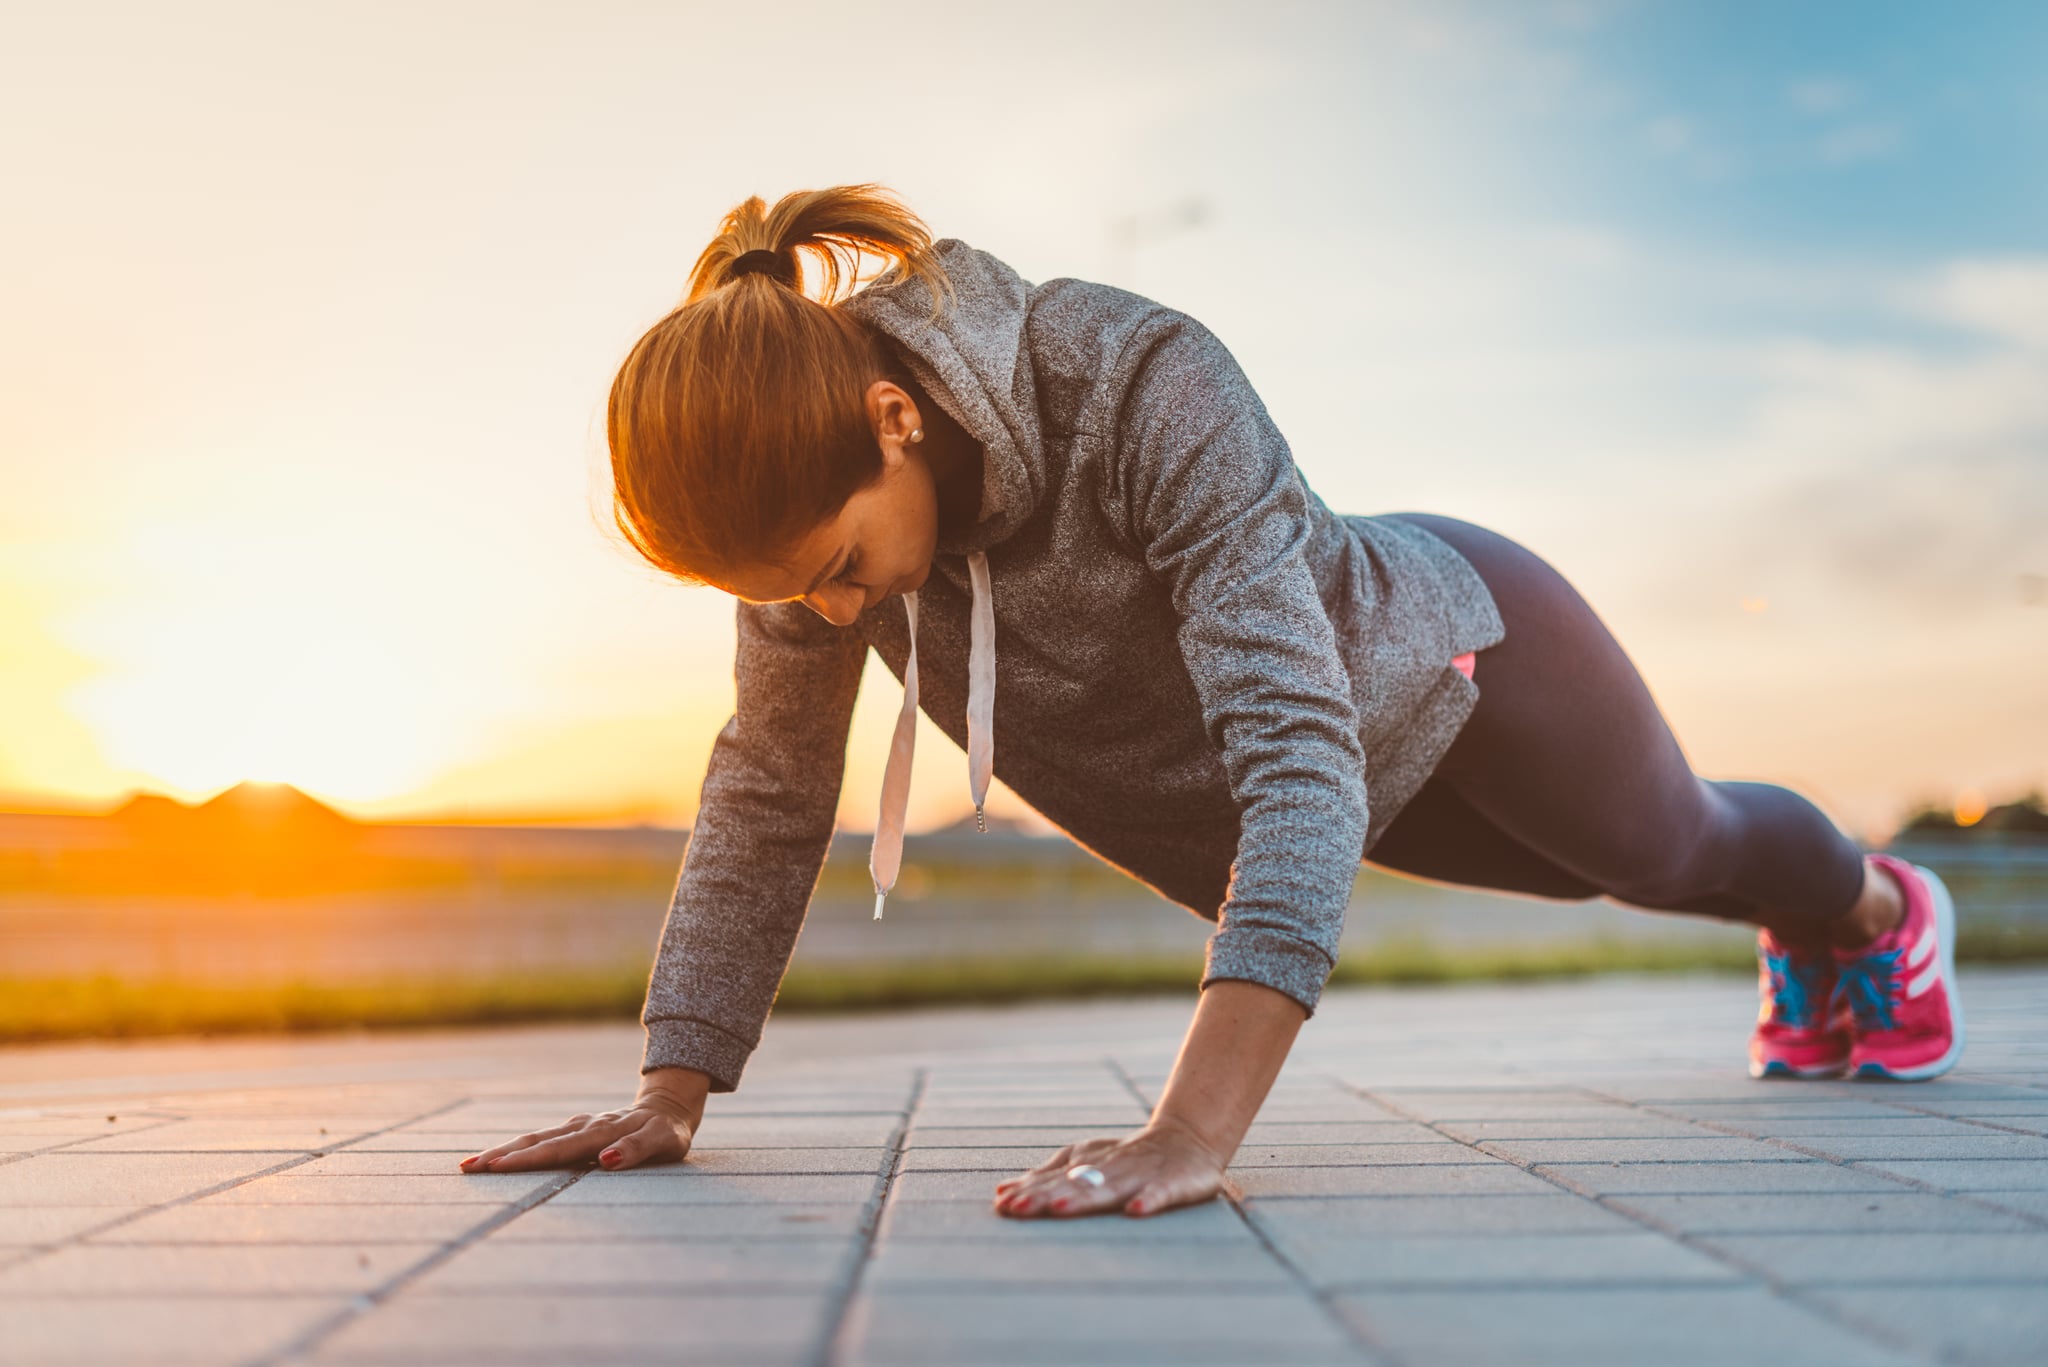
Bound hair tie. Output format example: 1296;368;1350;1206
730;249;795;285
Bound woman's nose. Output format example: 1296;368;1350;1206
802;584;865;626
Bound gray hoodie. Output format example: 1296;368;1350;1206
641;240;1506;1090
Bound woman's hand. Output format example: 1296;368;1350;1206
991;1119;1228;1219
458;1067;709;1174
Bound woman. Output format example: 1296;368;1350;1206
461;185;1963;1220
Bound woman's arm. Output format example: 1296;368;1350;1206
997;302;1367;1218
462;594;866;1177
995;980;1306;1218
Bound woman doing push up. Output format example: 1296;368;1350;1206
460;184;1964;1221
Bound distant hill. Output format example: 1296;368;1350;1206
113;782;355;841
1895;790;2048;843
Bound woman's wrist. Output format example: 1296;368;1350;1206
636;1066;711;1123
1140;1109;1238;1169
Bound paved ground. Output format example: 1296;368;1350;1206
3;970;2046;1366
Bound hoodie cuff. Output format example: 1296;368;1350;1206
642;1017;755;1094
1200;926;1335;1016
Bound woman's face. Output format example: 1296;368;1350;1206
717;382;938;627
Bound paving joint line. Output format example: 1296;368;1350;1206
252;1162;589;1367
1347;1082;1940;1364
815;1066;926;1367
1577;1084;2048;1233
0;1111;191;1167
0;1095;478;1280
1109;1059;1392;1367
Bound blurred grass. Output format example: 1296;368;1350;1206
4;925;2045;1043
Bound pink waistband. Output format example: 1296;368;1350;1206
1451;651;1476;681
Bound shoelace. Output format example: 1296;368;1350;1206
1830;945;1904;1033
1763;947;1831;1029
869;550;994;920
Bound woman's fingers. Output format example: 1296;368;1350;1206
460;1118;587;1172
467;1114;634;1173
1123;1169;1219;1218
598;1111;691;1171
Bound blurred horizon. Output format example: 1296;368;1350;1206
5;0;2045;847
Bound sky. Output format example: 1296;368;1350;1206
2;0;2043;844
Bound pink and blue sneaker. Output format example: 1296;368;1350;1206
1831;853;1965;1081
1749;927;1852;1079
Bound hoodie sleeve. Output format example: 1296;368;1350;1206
640;597;867;1090
1105;309;1370;1015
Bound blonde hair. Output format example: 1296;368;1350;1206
607;184;953;586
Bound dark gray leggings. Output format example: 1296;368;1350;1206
1367;513;1868;941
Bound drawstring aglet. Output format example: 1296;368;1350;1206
874;891;887;921
975;804;987;834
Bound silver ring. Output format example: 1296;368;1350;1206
1066;1163;1107;1188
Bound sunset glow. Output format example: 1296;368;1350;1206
2;2;2042;842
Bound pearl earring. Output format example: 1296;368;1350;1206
909;428;924;443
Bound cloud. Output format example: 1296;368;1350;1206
1814;121;1903;166
1644;256;2048;623
1787;76;1859;117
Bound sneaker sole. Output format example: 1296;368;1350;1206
1751;1057;1850;1080
1854;862;1966;1082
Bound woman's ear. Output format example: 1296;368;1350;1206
865;379;922;462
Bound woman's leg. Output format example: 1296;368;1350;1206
1372;512;1870;943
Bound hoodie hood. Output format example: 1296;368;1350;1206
841;239;1046;557
840;241;1027;914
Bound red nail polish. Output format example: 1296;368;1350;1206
1051;1197;1069;1212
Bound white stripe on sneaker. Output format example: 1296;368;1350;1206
1907;959;1940;999
1908;923;1937;970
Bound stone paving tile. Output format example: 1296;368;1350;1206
1332;1285;1923;1367
0;1152;303;1205
1692;1232;2048;1285
1478;1137;1806;1163
91;1202;494;1244
1278;1230;1742;1290
1231;1142;1491;1167
1436;1118;1725;1141
0;1242;442;1294
342;1131;525;1152
891;1170;1026;1202
879;1199;1254;1242
693;1116;903;1147
311;1290;827;1363
548;1172;876;1205
1971;1188;2048;1219
864;1237;1293;1287
1234;1162;1560;1199
493;1202;867;1241
1773;1133;2048;1160
0;1293;348;1365
0;1206;138;1244
1535;1160;1901;1195
1850;1158;2048;1190
1706;1116;2023;1139
411;1237;851;1292
202;1172;557;1204
1245;1193;1646;1237
1805;1285;2048;1366
847;1288;1361;1366
62;1118;405;1152
909;1106;1150;1128
295;1151;503;1176
1605;1191;2045;1234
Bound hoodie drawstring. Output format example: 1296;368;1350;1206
871;550;994;919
